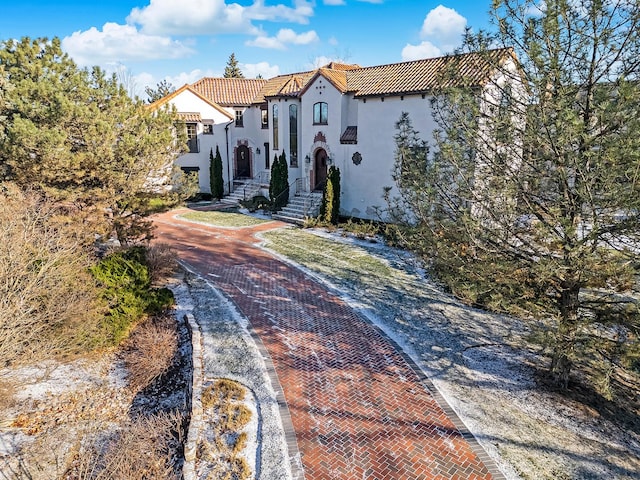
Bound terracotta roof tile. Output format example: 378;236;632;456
346;48;513;98
322;62;361;71
177;112;202;122
253;71;316;103
191;77;268;106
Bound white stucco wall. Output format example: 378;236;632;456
164;90;234;194
337;94;438;220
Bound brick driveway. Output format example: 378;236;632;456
154;208;503;480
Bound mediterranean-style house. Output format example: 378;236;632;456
150;48;520;222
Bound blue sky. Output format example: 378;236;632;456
0;1;495;97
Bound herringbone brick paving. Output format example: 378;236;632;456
154;208;499;479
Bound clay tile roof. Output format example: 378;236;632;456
254;71;316;103
191;77;268;106
317;68;348;93
322;62;361;71
177;112;202;122
340;126;358;144
347;48;514;98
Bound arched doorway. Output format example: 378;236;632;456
312;148;328;191
235;145;251;179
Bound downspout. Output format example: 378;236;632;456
224;120;234;195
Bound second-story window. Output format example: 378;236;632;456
261;107;268;129
235;110;244;127
203;123;213;135
313;102;328;125
273;104;279;150
289;104;298;167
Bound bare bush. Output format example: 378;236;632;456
122;314;177;392
67;412;182;480
146;243;178;284
0;184;104;366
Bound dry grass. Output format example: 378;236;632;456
0;378;16;410
146;243;179;284
199;379;253;480
65;412;183;480
0;185;104;366
122;314;178;392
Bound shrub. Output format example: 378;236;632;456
146;243;179;284
122;314;178;392
210;146;224;200
68;412;183;480
0;184;104;365
90;247;175;345
319;166;340;224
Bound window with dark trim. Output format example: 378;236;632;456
272;104;279;150
261;107;268;129
203;123;213;135
289;104;298;167
313;102;328;125
235;110;244;127
186;123;199;153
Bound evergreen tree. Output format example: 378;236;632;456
210;146;224;200
145;79;175;103
0;37;183;245
224;53;245;78
269;152;290;210
320;166;341;224
389;0;640;393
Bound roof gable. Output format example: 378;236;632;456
148;84;233;120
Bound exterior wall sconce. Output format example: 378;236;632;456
327;156;333;165
305;154;311;163
256;147;261;154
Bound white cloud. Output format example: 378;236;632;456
420;5;466;51
61;22;194;66
401;5;467;61
127;0;314;36
323;0;346;5
401;41;441;61
247;0;314;24
241;62;281;79
128;0;256;35
246;28;319;50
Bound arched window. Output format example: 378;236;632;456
272;104;279;150
289;104;298;167
313;102;328;125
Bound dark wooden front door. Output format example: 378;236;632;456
235;145;251;179
313;149;328;191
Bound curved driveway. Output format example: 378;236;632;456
154;208;502;480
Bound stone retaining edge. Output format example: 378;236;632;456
183;313;203;480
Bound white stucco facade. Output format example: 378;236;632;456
152;49;519;220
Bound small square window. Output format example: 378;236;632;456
203;124;213;135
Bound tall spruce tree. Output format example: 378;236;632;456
224;53;245;78
210;146;224;200
388;0;640;393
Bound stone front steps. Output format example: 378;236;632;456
272;192;323;225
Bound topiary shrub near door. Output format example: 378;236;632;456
319;165;340;224
210;146;224;200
